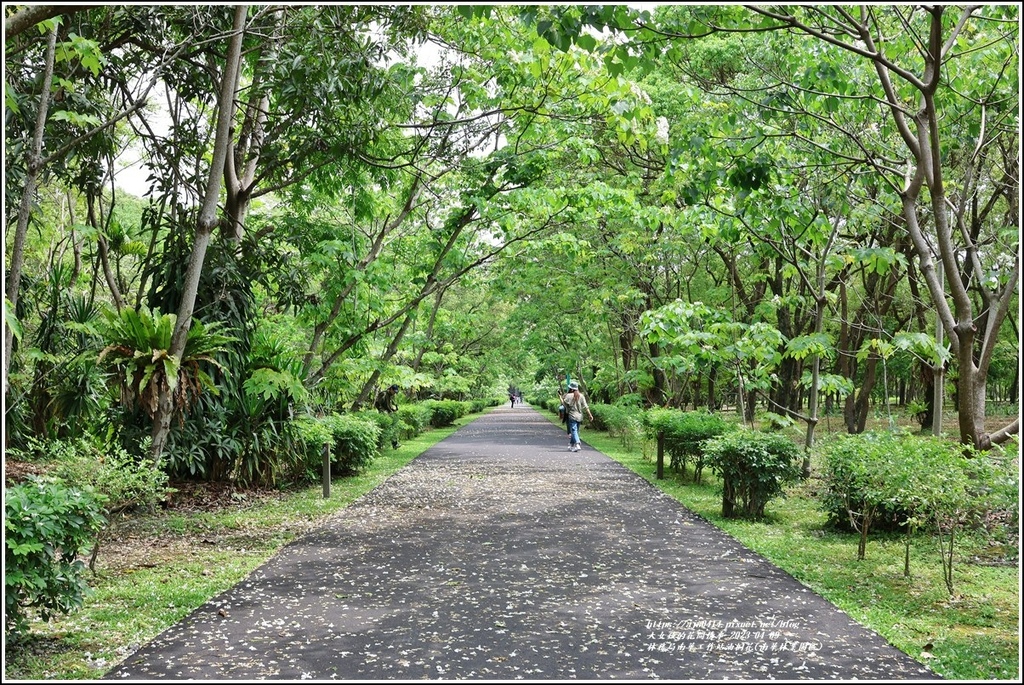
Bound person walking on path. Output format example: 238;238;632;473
561;380;593;452
374;383;401;449
557;400;573;444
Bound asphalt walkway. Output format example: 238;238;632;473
104;405;939;681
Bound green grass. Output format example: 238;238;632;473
3;413;483;681
575;418;1020;681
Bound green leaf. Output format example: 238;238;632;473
4;297;22;343
575;33;597;52
786;333;833;361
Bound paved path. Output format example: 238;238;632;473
105;405;939;680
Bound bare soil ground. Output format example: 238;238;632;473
4;462;296;576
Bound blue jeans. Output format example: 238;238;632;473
568;419;582;446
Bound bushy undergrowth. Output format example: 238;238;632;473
353;410;399;452
11;437;172;514
817;429;1019;591
423;399;469;427
643;408;734;483
5;477;108;641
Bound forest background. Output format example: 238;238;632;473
2;3;1020;680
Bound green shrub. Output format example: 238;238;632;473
324;414;380;474
424;399;468;428
590;403;645;450
588;403;616;431
353;410;398;452
293;414;380;476
5;477;108;641
704;429;802;520
817;431;918;537
527;393;558;413
15;437;170;514
642;409;733;483
291;414;331;450
396;404;433;439
817;430;1020;581
471;396;502;412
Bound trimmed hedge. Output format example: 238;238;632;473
293;414;380;476
423;399;469;428
816;430;918;535
590;403;645;450
396;404;433;440
643;409;733;484
704;429;802;520
353;410;399;452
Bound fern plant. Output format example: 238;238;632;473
98;306;235;421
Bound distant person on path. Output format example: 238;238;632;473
561;381;593;452
374;384;401;449
509;392;516;409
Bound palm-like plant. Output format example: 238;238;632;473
98;306;235;421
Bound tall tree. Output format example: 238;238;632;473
566;4;1018;447
691;5;1019;447
147;4;248;463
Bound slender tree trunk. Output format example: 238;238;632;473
706;366;717;411
223;7;285;245
148;5;247;464
351;312;417;411
749;6;1017;450
5;25;57;396
894;10;1017;449
88;194;125;312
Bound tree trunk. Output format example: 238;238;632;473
706;366;718;411
4;5;86;40
893;9;1017;449
223;8;285;245
148;5;247;464
412;286;445;374
746;5;1018;450
351;311;417;411
4;25;58;396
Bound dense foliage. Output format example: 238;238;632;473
818;430;1019;591
703;429;803;519
643;408;732;483
3;2;1018;651
4;477;107;639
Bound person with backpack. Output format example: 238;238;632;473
561;381;594;452
558;401;570;440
